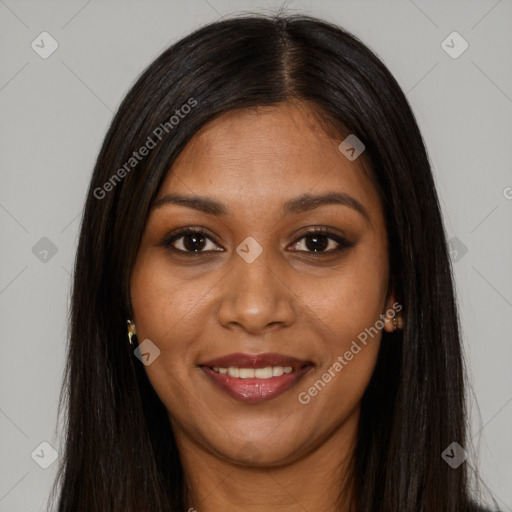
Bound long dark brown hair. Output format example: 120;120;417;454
49;11;498;512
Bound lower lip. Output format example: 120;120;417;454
200;366;313;404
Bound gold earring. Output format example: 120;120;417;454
393;313;398;332
127;320;138;346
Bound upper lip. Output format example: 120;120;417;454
199;352;313;370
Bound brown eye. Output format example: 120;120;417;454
163;228;222;253
161;227;353;256
289;228;353;254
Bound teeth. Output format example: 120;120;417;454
211;366;294;379
227;367;239;378
272;366;284;376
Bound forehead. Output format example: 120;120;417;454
157;102;381;219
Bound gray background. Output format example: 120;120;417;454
1;0;511;510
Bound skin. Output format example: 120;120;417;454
130;101;401;512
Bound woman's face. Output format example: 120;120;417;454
130;101;395;467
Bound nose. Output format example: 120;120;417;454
216;245;296;335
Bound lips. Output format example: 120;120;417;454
198;352;314;404
199;352;312;370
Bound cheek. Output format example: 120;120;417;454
130;252;228;387
297;247;387;403
130;256;207;408
305;247;388;342
131;253;201;339
306;280;384;382
296;286;384;424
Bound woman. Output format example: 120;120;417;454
49;12;499;512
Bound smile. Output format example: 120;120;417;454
200;364;313;404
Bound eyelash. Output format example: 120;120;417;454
161;227;354;256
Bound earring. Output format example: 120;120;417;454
127;320;138;346
392;312;404;332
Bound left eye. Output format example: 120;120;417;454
289;230;349;254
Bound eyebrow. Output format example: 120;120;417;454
152;192;370;223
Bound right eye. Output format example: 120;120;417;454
162;228;223;254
